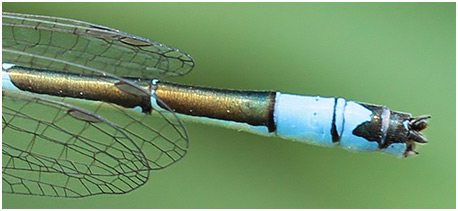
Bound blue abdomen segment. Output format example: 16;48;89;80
274;93;428;158
339;101;381;152
274;95;340;147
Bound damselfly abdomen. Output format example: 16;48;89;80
2;12;430;198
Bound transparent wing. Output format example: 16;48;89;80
2;12;195;79
57;94;189;171
2;91;151;197
2;91;188;198
2;12;190;197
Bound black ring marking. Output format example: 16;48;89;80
331;98;340;143
266;92;277;133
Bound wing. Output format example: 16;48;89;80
2;91;151;197
2;12;190;197
2;12;195;79
2;91;188;198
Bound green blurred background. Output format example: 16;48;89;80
2;2;455;209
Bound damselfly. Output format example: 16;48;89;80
2;12;430;198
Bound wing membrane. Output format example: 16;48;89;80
2;12;191;197
2;12;195;79
2;91;151;197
